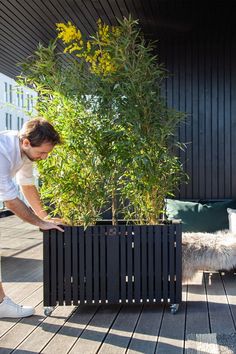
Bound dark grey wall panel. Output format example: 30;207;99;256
159;33;235;200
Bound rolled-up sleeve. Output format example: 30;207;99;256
16;158;35;185
0;152;18;201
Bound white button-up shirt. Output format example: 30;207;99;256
0;130;34;201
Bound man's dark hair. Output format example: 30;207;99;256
19;117;61;147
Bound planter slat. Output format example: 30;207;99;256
43;224;182;307
141;226;148;302
107;226;120;304
72;226;78;305
93;226;99;303
120;225;126;303
85;227;93;303
127;227;133;303
148;226;154;302
133;225;141;302
65;228;72;305
169;225;175;302
51;229;57;306
58;230;64;305
78;227;85;303
175;225;182;303
100;226;106;303
43;230;50;306
154;226;162;302
162;227;168;301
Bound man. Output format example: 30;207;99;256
0;117;63;318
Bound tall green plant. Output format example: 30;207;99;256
18;16;187;226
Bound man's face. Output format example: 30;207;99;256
21;139;54;161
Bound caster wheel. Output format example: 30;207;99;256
170;304;179;314
44;307;54;316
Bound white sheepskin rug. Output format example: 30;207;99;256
182;230;236;282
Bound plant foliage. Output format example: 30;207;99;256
18;16;187;226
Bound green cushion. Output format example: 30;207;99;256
166;199;236;232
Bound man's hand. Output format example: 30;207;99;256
5;197;64;232
39;220;64;232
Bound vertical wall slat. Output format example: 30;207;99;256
205;37;213;199
198;39;206;199
192;36;200;199
185;38;193;199
231;40;236;198
179;40;187;197
211;39;219;199
224;39;232;197
218;34;225;198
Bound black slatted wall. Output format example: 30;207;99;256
159;31;236;200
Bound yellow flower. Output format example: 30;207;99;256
86;41;91;52
63;42;83;54
56;18;121;77
97;19;111;45
56;21;82;44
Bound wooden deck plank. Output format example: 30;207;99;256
2;250;43;280
42;305;98;354
1;242;43;300
155;285;187;354
0;216;42;258
127;304;164;354
0;286;43;341
0;288;44;353
98;304;142;353
0;247;43;339
221;271;236;325
185;272;210;335
41;305;99;354
205;271;236;333
69;305;121;354
12;305;75;353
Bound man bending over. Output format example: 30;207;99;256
0;117;63;318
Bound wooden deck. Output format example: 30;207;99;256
1;215;236;353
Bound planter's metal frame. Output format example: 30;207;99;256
43;223;182;315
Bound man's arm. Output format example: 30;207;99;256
20;184;48;219
5;197;63;231
20;184;64;224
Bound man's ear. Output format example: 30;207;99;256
22;138;31;148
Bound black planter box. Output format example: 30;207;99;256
43;223;182;310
